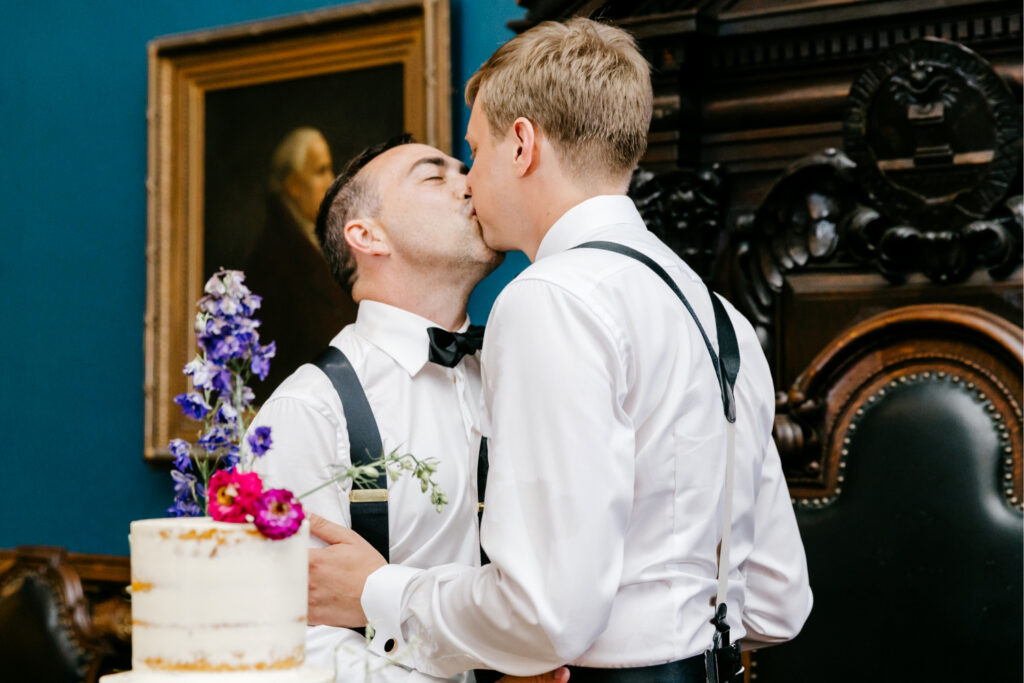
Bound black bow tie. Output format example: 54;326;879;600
427;325;485;367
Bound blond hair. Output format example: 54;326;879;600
466;18;652;182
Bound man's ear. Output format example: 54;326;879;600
283;171;303;204
344;218;390;257
511;117;537;177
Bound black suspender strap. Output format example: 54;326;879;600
313;347;386;476
477;436;490;566
313;346;492;566
573;240;739;421
573;240;745;682
313;347;389;560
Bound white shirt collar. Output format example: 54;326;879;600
535;195;646;261
344;300;470;377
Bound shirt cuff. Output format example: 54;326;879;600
362;563;423;661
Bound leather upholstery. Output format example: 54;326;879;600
753;305;1023;681
0;547;101;683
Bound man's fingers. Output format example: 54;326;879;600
308;513;360;545
499;668;570;683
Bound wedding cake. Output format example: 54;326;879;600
100;518;332;682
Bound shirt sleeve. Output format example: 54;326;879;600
248;391;352;531
363;278;635;677
250;382;457;679
739;426;814;647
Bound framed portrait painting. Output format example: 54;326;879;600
145;0;450;460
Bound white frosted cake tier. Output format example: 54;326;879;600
100;668;332;682
112;517;329;681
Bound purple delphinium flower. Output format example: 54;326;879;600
203;315;228;338
184;358;229;394
211;335;243;363
168;439;192;472
174;392;211;420
198;425;232;453
222;445;241;471
247;426;273;458
221;270;248;298
252;489;305;540
250;342;276;381
170;469;199;503
167;498;202;517
215;402;238;424
241;293;262;315
219;296;240;317
211;367;233;394
168;269;282;520
204;272;228;296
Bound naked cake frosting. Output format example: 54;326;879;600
100;518;331;682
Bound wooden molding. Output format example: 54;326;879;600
143;0;451;461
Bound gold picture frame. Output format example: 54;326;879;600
144;0;451;461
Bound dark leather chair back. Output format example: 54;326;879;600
754;304;1022;682
0;547;105;683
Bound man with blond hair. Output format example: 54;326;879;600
311;18;812;682
250;136;565;683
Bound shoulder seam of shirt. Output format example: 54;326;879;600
261;369;346;432
492;271;632;374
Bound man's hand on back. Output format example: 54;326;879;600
307;513;386;627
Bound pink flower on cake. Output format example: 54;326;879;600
252;489;305;539
208;470;263;523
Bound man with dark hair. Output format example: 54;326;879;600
249;138;562;682
312;17;811;682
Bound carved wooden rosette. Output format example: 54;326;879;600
728;149;862;354
628;165;727;282
844;38;1023;282
728;39;1022;361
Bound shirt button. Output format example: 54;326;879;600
384;638;397;653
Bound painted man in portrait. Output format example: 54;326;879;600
245;127;359;400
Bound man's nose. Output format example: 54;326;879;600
458;171;472;199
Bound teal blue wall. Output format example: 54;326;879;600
0;0;526;555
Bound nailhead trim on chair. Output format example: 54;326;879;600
793;371;1022;512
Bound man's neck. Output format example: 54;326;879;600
356;275;474;331
522;184;628;262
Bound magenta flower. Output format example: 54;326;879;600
252;489;305;540
208;470;263;523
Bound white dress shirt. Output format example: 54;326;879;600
362;195;813;677
249;300;484;682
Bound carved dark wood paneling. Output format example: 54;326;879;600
844;39;1022;276
628;165;727;281
722;38;1022;381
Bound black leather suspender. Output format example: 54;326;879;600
313;345;490;565
573;241;740;421
313;347;390;560
572;240;745;683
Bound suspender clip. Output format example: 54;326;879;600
350;488;388;503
